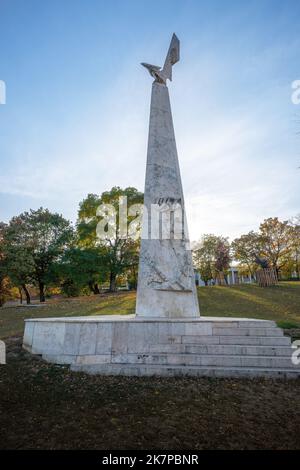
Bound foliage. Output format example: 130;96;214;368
231;231;261;275
0;223;13;306
193;234;230;285
60;279;82;298
232;217;299;277
2;208;74;302
77;187;143;291
57;247;109;296
215;239;231;274
1;188;299;302
289;214;300;279
259;217;293;272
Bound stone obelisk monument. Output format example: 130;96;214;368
136;34;200;318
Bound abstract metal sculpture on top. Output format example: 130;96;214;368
141;33;180;84
136;34;200;318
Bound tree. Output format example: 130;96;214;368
231;231;261;276
0;223;12;307
258;217;293;275
2;208;74;302
193;236;215;285
232;219;295;278
215;239;231;284
77;187;143;291
56;247;109;296
1;219;36;304
289;214;300;279
193;234;230;285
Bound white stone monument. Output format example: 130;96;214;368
136;34;199;318
22;35;300;378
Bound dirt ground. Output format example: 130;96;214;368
0;338;300;450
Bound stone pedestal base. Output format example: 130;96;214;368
23;315;300;378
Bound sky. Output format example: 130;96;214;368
0;0;299;241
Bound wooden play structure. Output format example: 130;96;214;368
256;267;278;287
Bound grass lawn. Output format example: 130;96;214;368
198;281;300;328
1;282;300;339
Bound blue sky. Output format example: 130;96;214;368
0;0;299;240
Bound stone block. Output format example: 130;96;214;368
23;321;35;348
78;323;97;355
182;335;220;345
184;322;212;336
31;322;65;355
76;354;111;365
111;322;129;354
64;323;81;355
96;322;113;354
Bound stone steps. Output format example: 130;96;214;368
168;335;291;346
212;327;284;336
148;344;292;356
200;320;277;328
24;315;300;378
108;352;297;369
71;362;300;379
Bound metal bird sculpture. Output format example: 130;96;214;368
141;33;180;84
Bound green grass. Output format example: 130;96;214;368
198;282;300;325
0;292;136;339
1;282;300;339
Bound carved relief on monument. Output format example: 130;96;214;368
141;240;194;292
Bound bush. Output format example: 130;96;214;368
61;280;82;298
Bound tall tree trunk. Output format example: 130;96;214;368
18;287;23;304
22;284;31;305
39;281;45;303
94;283;100;294
247;263;253;277
88;281;95;294
296;253;300;280
88;281;100;295
109;272;117;292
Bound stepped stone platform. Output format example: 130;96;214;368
23;315;300;378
